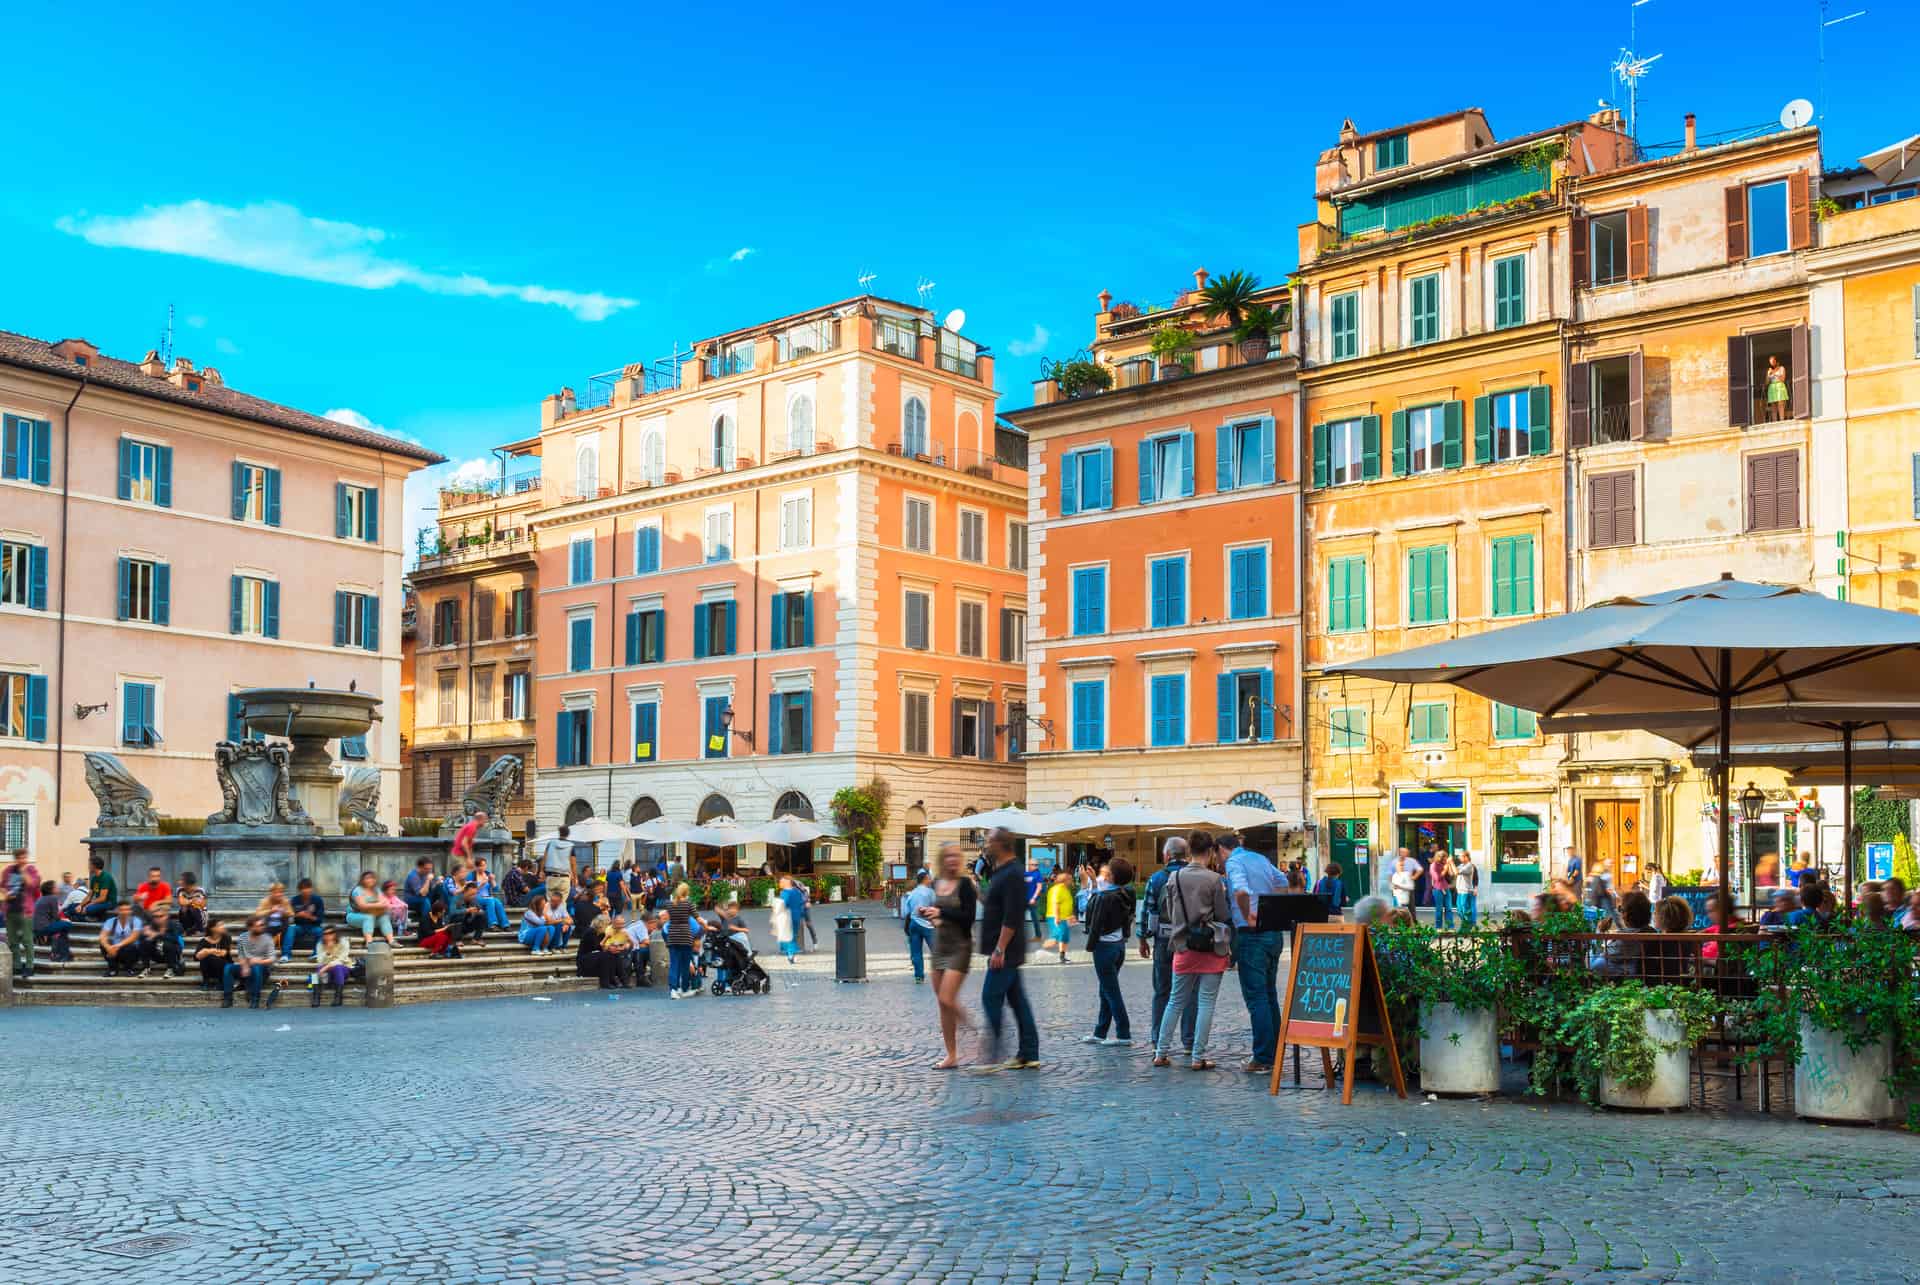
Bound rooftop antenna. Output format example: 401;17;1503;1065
1611;0;1660;144
856;269;877;294
916;276;937;307
1818;2;1868;128
160;303;175;366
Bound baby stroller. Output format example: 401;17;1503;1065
704;933;770;995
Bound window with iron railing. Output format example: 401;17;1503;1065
777;319;838;361
705;341;754;379
936;329;977;377
875;317;921;359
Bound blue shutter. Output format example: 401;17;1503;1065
116;557;131;620
1137;438;1155;505
335;484;350;538
1216;425;1235;491
0;415;17;479
25;673;47;742
798;692;812;753
230;576;243;634
1259;669;1275;742
265;468;282;526
555;711;571;766
31;420;50;486
650;611;666;663
1098;446;1113;510
333;592;348;646
117;438;133;500
801;592;814;646
1180;430;1196;496
767;693;783;755
362;487;378;543
227;693;245;743
1258;420;1275;486
231;463;247;520
363;595;379;651
770;592;787;649
1217;673;1235;743
264;581;280;638
722;601;736;654
341;734;366;759
625;612;640;666
27;545;46;611
154;446;172;507
1060;451;1079;515
122;685;141;746
692;603;709;658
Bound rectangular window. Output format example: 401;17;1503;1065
625;608;666;664
1488;534;1536;618
1591;211;1630;286
1490;390;1531;462
569;536;594;585
1329;706;1366;751
438;757;454;799
704;508;733;562
1406;404;1446;473
1330;291;1360;361
1008;521;1029;571
1408;273;1440;346
1589;354;1637;444
1;670;48;741
1149;673;1186;748
1;414;53;487
232;463;280;525
507;587;532;637
116;557;168;625
958;599;985;657
1004;701;1027;760
903;691;931;755
505;670;531;720
1216;418;1276;491
1227;546;1267;620
770;592;811;651
1745;449;1801;533
437;671;457;725
1070;679;1106;752
119;438;168;506
634;525;661;574
632;700;659;763
1141;431;1194;503
334;592;378;651
780;493;813;550
1493;255;1527;329
1407;545;1450;625
1060;445;1113;515
1001;607;1026;664
554;709;592;768
473;667;494;720
1327;555;1367;633
1149;555;1187;629
903;496;933;552
431;599;460;647
692;601;736;657
568;615;594;672
121;681;159;748
1070;566;1107;637
335;483;376;542
1747;180;1790;259
1324;417;1372;486
903;589;931;650
958;509;986;562
1493;701;1538;742
1231;670;1272;741
1588;471;1638;548
769;691;812;756
1409;701;1449;744
0;540;46;611
232;575;278;638
1374;133;1408;170
703;695;730;759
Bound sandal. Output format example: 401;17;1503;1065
931;1058;959;1071
1151;1056;1171;1068
1190;1059;1216;1071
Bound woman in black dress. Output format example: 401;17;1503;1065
920;843;978;1070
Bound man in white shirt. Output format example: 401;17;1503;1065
537;826;574;906
1223;834;1288;1075
1389;847;1421;909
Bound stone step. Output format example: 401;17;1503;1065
14;965;601;1007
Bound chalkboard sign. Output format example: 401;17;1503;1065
1268;923;1405;1104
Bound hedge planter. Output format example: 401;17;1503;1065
1795;1017;1895;1123
1599;1009;1690;1110
1418;1001;1501;1095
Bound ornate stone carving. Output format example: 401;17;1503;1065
338;767;389;835
446;755;522;831
83;752;159;830
207;741;313;829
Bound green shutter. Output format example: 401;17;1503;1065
335;484;350;538
1390;411;1408;476
264;581;280;638
1441;401;1465;469
1360;415;1381;480
232;463;247;520
1473;395;1493;464
230;575;243;634
1528;385;1553;454
1311;423;1330;488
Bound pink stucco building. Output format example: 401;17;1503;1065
0;331;441;867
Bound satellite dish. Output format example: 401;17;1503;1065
1781;98;1814;130
943;308;967;333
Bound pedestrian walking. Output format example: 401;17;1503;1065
1043;868;1076;962
3;849;39;980
796;879;819;953
1563;847;1585;896
922;843;977;1070
665;884;702;999
1312;862;1345;915
1428;850;1455;929
1224;832;1287;1075
1453;851;1481;928
773;876;804;963
1079;858;1135;1046
900;870;935;983
1023;856;1046;939
976;829;1040;1071
1388;847;1421;911
1138;835;1199;1058
1152;851;1233;1071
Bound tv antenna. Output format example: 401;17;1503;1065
1817;2;1868;126
1611;0;1661;143
916;276;937;306
856;269;877;293
160;303;175;366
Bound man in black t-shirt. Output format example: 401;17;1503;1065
976;829;1040;1070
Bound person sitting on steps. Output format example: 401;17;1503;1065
224;916;281;1009
308;927;352;1007
195;919;235;989
139;903;185;977
98;902;144;977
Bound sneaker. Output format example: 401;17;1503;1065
1079;1034;1103;1045
1101;1037;1132;1047
264;986;281;1009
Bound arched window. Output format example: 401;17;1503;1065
1070;795;1110;810
787;391;815;454
628;796;662;826
773;790;814;820
696;793;734;824
563;798;595;825
575;443;599;496
711;413;736;471
1227;790;1275;811
902;396;929;457
639;430;665;486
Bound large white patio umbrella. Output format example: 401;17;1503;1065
754;814;837;846
925;806;1041;834
1330;576;1920;908
1190;801;1306;832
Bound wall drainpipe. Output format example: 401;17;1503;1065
52;375;88;827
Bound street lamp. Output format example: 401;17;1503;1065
719;703;754;749
1738;781;1766;823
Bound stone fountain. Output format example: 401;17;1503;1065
221;686;382;835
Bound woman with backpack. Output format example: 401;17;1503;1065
1078;858;1136;1047
1151;849;1233;1071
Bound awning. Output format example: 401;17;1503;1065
1498;815;1541;832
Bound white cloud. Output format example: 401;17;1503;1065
1006;323;1051;357
213;336;240;355
323;406;419;445
729;246;755;262
400;454;495;567
59;199;637;322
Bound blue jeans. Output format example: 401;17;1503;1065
1151;935;1196;1053
281;923;323;960
1456;891;1478;929
1157;969;1224;1064
1433;886;1454;929
1091;940;1129;1040
1235;929;1284;1065
1027;900;1044;937
518;923;558;951
223;960;272;1002
980;965;1039;1063
905;920;932;980
668;944;695;992
476;895;509;929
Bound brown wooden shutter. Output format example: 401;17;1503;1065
1568;361;1591;447
981;702;997;762
1570;214;1590;289
1726;185;1748;263
1746;452;1777;532
1587;473;1614;548
1626;204;1650;279
1615;471;1637;545
1728;335;1753;427
1790;323;1811;418
1776;450;1801;529
475;591;495;642
1627;351;1647;440
1788;170;1812;250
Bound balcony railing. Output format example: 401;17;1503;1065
878;438;1026;483
776;319;840;362
440;470;541;508
414;525;535;570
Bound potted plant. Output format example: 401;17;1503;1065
1234;303;1278;365
1046;356;1113;400
1149;324;1193;380
1199;268;1264;356
1374;921;1523;1094
1534;982;1715;1109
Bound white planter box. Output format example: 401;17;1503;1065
1600;1008;1690;1110
1795;1016;1895;1123
1419;1001;1501;1095
829;885;844;902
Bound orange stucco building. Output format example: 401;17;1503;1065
1005;273;1306;872
526;296;1026;872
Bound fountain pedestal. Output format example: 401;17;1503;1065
232;688;382;835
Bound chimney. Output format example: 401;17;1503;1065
1097;289;1112;313
200;366;222;386
1684;113;1697;153
139;350;165;377
1193;267;1210;290
168;357;199;388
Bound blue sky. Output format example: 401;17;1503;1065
3;1;1908;554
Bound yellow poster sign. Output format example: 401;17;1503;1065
708;734;725;752
635;742;652;760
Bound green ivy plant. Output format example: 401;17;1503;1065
830;779;891;895
1149;323;1194;362
1532;982;1717;1105
1516;139;1566;174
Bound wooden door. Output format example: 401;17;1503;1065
1584;800;1643;888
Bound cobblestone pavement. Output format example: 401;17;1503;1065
8;947;1920;1285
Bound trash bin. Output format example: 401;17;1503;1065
834;914;867;983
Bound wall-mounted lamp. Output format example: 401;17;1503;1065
1738;780;1767;824
720;703;755;750
74;701;109;720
